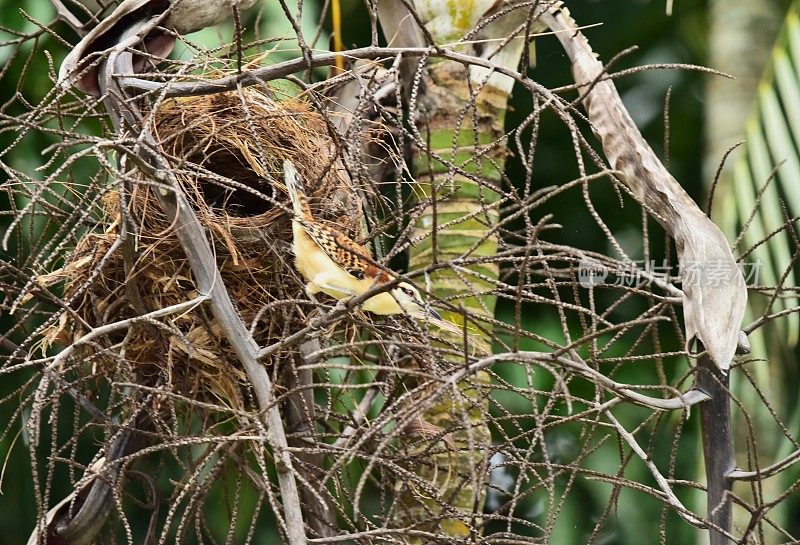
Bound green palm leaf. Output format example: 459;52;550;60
731;3;800;347
725;4;800;539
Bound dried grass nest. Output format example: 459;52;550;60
45;87;364;410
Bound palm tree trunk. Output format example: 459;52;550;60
395;59;509;538
377;2;533;537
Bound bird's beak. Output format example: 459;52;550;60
427;307;442;320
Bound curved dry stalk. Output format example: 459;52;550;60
93;18;307;545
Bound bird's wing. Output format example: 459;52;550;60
300;221;382;281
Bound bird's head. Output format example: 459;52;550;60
391;282;441;320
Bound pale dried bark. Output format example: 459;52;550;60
58;0;259;95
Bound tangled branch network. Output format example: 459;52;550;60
1;1;798;544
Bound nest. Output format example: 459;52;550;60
43;87;364;410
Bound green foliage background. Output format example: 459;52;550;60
1;0;797;543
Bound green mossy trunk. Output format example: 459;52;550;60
396;60;510;539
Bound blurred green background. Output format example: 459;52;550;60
2;0;797;543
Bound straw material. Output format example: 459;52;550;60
42;87;363;410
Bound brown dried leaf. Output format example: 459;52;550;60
58;0;258;95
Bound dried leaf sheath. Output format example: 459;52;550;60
542;5;747;372
541;4;746;543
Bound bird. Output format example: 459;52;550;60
283;160;441;320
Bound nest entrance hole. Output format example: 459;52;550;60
190;148;274;217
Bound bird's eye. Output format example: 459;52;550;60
400;286;418;299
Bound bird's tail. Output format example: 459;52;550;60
283;159;311;218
